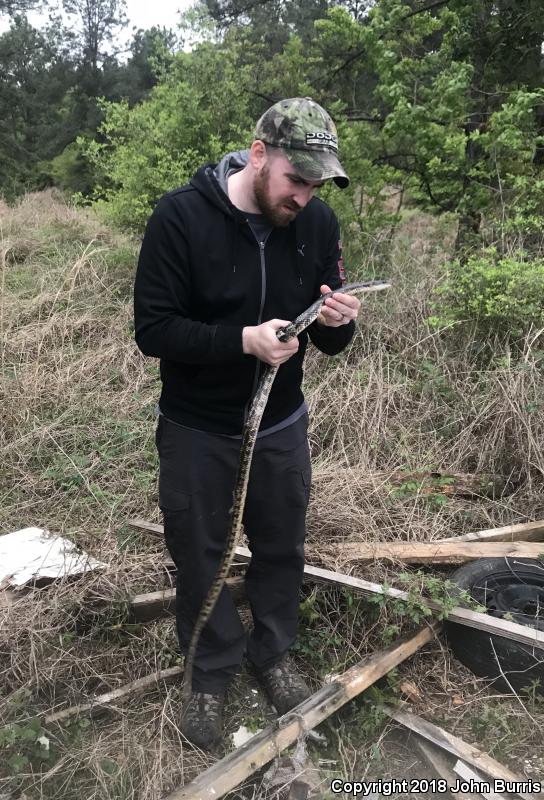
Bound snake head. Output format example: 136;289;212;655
276;323;296;342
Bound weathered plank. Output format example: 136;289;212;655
127;520;544;651
161;624;438;800
45;666;183;724
335;540;544;564
129;576;245;622
443;519;544;543
384;707;535;800
383;470;509;499
453;760;507;800
129;517;544;544
417;740;476;800
130;518;163;536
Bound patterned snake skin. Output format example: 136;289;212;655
182;280;391;703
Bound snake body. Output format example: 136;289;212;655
182;280;391;703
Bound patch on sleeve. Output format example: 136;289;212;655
338;239;346;285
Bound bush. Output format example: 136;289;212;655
46;137;97;196
80;42;255;231
429;248;544;341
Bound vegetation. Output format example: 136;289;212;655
1;188;543;797
2;0;543;257
1;0;544;797
429;248;544;342
0;0;178;199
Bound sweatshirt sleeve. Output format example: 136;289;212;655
307;210;355;356
133;198;244;364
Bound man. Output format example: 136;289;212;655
134;97;361;749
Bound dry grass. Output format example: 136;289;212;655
1;190;543;799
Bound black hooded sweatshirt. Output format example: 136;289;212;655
134;151;355;435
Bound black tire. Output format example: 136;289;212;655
445;557;544;694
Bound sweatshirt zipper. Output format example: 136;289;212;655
242;237;268;427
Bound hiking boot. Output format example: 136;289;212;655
254;655;311;716
181;691;225;750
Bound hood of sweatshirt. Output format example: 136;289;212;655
189;150;250;219
213;149;249;194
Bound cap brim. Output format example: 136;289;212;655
285;148;350;189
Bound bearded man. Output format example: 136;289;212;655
134;98;361;749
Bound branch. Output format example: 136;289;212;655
344;111;387;122
344;109;449;126
326;0;453;81
416;168;456;213
403;0;451;20
248;89;280;104
208;0;277;24
373;152;457;212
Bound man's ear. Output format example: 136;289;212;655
249;139;267;171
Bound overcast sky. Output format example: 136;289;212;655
0;0;196;40
121;0;195;34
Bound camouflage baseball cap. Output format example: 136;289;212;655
255;97;349;188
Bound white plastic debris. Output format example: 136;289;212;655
232;725;261;747
0;527;106;587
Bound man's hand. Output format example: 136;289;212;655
243;319;299;367
316;284;361;328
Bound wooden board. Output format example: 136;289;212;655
127;520;544;651
417;740;478;800
129;576;245;622
453;760;508;800
162;624;437;800
45;666;183;724
384;707;535;800
128;517;544;544
335;541;544;564
443;519;544;544
299;558;544;651
382;470;510;499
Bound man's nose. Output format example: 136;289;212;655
292;186;314;208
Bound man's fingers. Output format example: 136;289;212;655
322;303;348;321
323;294;361;321
243;319;301;364
269;318;292;330
317;292;362;327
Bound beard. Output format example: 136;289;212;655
253;164;300;227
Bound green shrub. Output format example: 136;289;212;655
80;41;255;231
428;248;544;341
46;137;97;196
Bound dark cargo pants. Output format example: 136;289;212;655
155;412;311;693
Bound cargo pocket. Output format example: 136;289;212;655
160;487;191;568
302;467;311;507
284;467;312;509
159;475;191;514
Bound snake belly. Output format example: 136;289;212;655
182;280;391;702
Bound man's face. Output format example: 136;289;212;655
253;150;325;227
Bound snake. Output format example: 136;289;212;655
182;280;391;704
